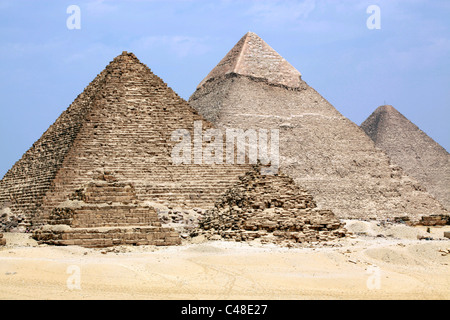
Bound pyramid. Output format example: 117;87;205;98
189;32;448;221
194;165;347;245
361;105;450;210
33;172;181;247
0;52;250;246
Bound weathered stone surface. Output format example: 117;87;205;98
415;215;449;227
33;173;181;247
197;32;302;89
193;165;347;246
189;32;448;222
0;51;250;232
361;105;450;210
33;226;180;248
0;206;28;232
0;233;5;246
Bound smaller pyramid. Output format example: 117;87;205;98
198;32;303;89
193;165;347;246
0;51;250;234
361;105;450;210
33;172;181;248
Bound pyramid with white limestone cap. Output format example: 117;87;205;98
189;32;448;221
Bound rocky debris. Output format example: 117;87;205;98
0;233;6;246
0;207;29;233
395;215;450;227
158;207;207;234
416;215;450;227
444;232;450;239
192;165;348;246
417;235;434;241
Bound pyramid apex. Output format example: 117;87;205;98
378;105;396;112
197;32;302;89
373;105;405;118
115;51;137;59
107;51;141;69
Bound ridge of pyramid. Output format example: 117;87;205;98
0;54;117;220
193;165;347;245
0;51;250;232
189;34;448;221
361;105;450;210
197;32;303;89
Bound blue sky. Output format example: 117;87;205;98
0;0;449;178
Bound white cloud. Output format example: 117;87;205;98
387;37;450;70
247;0;316;23
85;0;118;16
132;35;211;58
0;40;67;57
62;42;120;63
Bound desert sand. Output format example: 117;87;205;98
0;221;449;300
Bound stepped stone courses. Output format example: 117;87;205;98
194;165;347;246
33;173;181;248
0;52;250;237
361;105;450;210
189;32;448;222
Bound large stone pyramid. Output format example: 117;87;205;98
0;52;249;239
361;105;450;210
189;32;448;221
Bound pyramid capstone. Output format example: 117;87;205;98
198;32;302;89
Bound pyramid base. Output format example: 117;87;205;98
198;228;347;246
416;214;449;226
33;225;181;248
395;214;450;226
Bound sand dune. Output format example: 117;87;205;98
0;221;449;300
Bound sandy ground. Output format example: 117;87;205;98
0;221;449;300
